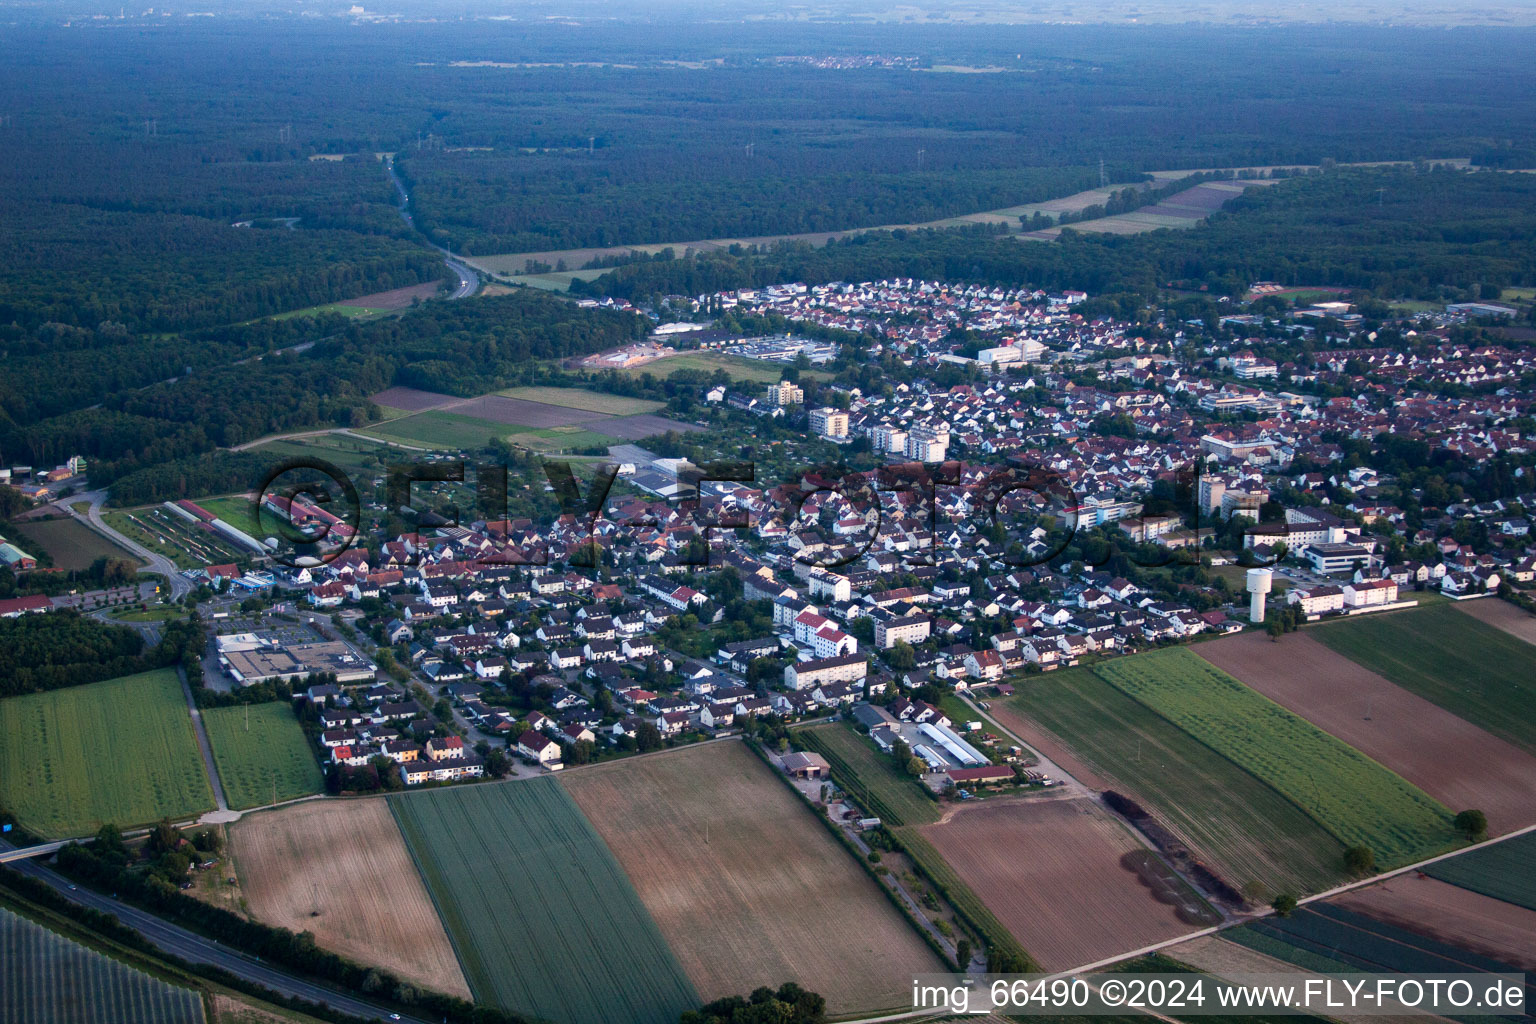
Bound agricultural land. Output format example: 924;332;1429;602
389;778;697;1024
229;799;470;999
1336;873;1536;971
997;666;1348;898
1452;597;1536;647
0;905;207;1024
201;703;325;810
918;796;1196;970
1196;630;1536;834
9;516;140;572
0;669;214;838
562;741;943;1016
1096;647;1456;868
1424;831;1536;911
1311;603;1536;755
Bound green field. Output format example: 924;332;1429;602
1425;831;1536;910
202;703;325;810
1312;603;1536;755
0;670;214;838
9;517;140;572
1097;648;1455;868
1006;666;1347;897
796;722;940;826
502;427;619;452
245;434;392;479
621;351;829;385
191;496;261;538
269;302;387;321
498;386;665;416
359;410;516;450
390;779;698;1024
0;905;207;1024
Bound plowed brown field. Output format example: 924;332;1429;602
1337;873;1536;971
1196;631;1536;834
230;799;470;998
1455;598;1536;646
919;797;1192;970
562;741;941;1016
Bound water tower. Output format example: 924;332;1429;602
1247;568;1273;624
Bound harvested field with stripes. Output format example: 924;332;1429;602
1336;873;1536;971
563;741;942;1016
230;799;469;999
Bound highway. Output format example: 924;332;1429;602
1;843;428;1024
382;153;479;300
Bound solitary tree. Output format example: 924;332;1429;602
1271;893;1298;917
1454;809;1488;840
1343;844;1375;876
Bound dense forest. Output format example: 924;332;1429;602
577;166;1536;305
0;612;205;697
1;21;1534;269
0;290;646;504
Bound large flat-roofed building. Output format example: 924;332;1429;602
221;640;376;686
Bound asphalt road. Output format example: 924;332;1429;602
383;154;479;300
68;489;191;599
2;847;428;1024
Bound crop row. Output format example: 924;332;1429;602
1095;649;1453;867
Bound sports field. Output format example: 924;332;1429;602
920;797;1195;971
1197;631;1536;834
0;905;206;1024
390;779;697;1024
620;351;830;384
1097;648;1455;867
202;703;324;810
563;741;942;1016
0;669;214;838
231;799;469;999
998;666;1347;897
1312;603;1536;755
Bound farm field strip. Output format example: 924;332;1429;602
0;905;207;1024
0;669;214;838
1452;597;1536;647
563;741;943;1016
496;385;665;416
1195;631;1536;834
202;704;324;810
918;797;1196;971
999;666;1347;897
1336;874;1536;971
230;799;470;999
1424;831;1536;911
1096;648;1455;867
1311;603;1536;755
390;779;697;1024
